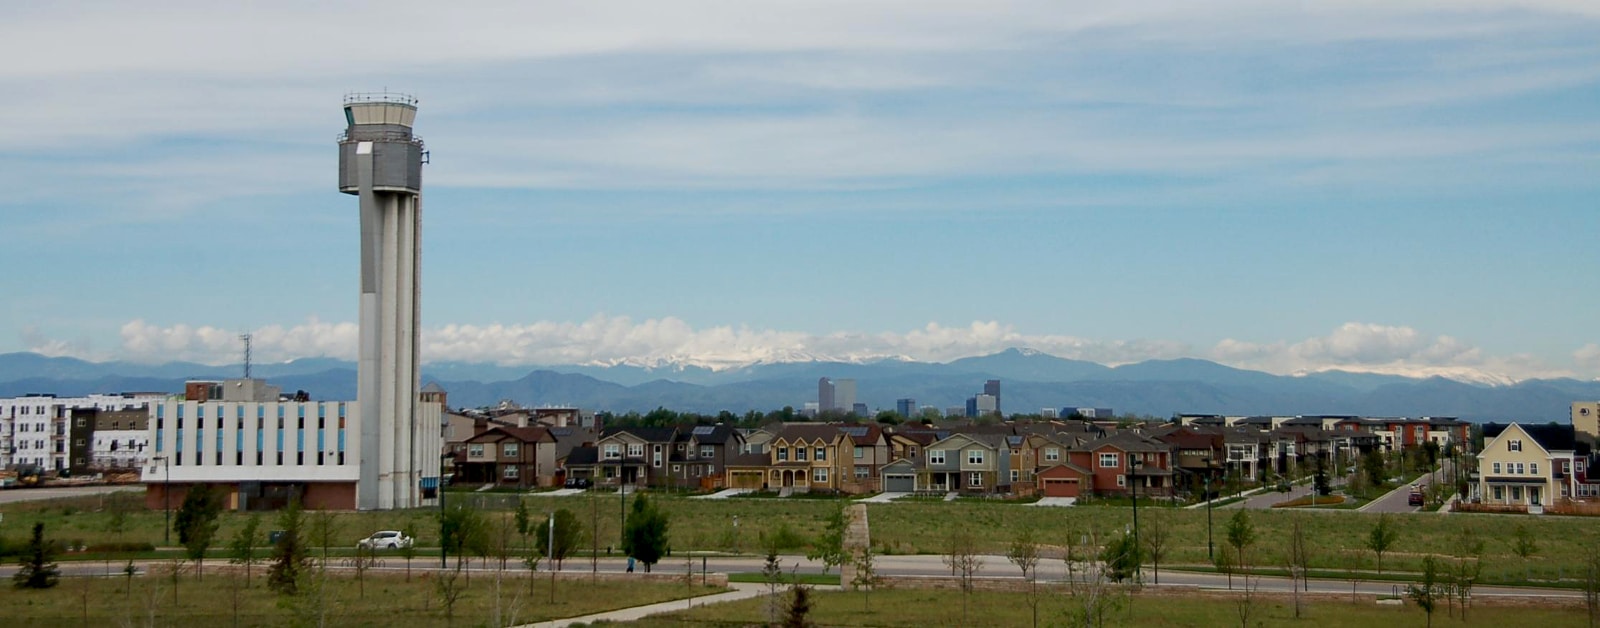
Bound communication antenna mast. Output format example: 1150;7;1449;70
240;333;253;379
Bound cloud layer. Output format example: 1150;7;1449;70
17;316;1588;384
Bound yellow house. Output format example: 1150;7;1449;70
1476;423;1569;509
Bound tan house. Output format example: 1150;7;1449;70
459;426;558;488
724;424;854;493
1476;423;1571;510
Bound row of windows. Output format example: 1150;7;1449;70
1492;461;1538;475
775;446;828;462
156;450;348;467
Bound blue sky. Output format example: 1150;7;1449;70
3;2;1598;382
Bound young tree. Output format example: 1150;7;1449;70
1511;523;1540;580
1143;510;1169;585
227;513;263;588
308;510;340;570
268;498;310;595
13;522;61;589
763;550;785;626
1342;553;1367;604
514;498;533;550
1008;528;1043;628
1362;450;1387;489
784;584;814;628
1225;510;1256;577
352;541;376;599
175;484;223;580
1285;515;1313;619
942;529;983;626
1583;535;1600;628
1408;555;1441;628
1100;532;1141;583
1451;525;1485;621
622;494;670;573
397;525;418;582
105;494;130;576
1065;530;1126;628
435;565;466;627
1366;514;1400;575
440;503;486;574
850;542;881;613
807;503;849;574
534;508;587;570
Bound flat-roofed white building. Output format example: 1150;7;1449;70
140;399;442;511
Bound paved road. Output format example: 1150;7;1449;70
1361;460;1453;514
0;485;140;506
26;553;1576;601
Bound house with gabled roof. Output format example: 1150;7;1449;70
1475;422;1599;511
458;426;558;488
1067;430;1174;497
838;424;889;493
919;432;1009;494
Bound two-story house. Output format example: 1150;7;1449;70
587;426;679;487
1476;422;1580;511
840;424;890;492
918;433;1009;494
1067;431;1174;497
457;426;558;489
661;424;744;490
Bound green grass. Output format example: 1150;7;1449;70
0;569;723;627
10;489;1600;587
727;572;840;585
634;588;1592;627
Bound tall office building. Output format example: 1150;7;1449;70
835;379;857;413
895;398;917;418
984;379;1002;416
818;378;835;412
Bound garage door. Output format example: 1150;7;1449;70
1042;478;1079;498
884;474;915;492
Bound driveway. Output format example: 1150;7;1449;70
690;489;753;500
1030;497;1077;507
857;492;909;503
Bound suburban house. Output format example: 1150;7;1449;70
587;426;680;487
661;424;744;490
1476;422;1600;511
457;426;557;488
841;424;890;492
723;424;855;493
918;432;1009;493
1067;431;1174;497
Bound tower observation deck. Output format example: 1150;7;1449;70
337;92;435;510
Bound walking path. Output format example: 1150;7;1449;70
517;582;768;627
858;491;909;503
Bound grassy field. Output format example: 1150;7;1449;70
6;490;1599;586
0;569;721;627
635;588;1594;627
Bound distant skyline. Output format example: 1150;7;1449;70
3;2;1597;383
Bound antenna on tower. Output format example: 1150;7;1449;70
240;333;253;379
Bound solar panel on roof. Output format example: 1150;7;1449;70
692;426;716;435
841;427;869;437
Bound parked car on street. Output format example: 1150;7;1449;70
1408;489;1425;507
357;530;414;550
564;477;592;489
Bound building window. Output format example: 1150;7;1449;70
700;445;714;459
1116;474;1126;487
1493;485;1504;501
854;446;865;459
503;443;519;458
928;450;946;465
1099;453;1119;468
469;444;485;457
1509;440;1522;452
1531;463;1539;475
855;466;869;479
1045;447;1060;461
503;466;519;480
1493;462;1501;474
1010;469;1020;482
777;447;788;462
796;447;807;462
967;450;985;466
627;443;644;458
812;468;828;483
969;472;983;487
1516;463;1525;474
673;464;681;473
603;444;620;460
76;418;86;428
815;447;826;461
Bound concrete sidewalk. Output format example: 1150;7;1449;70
518;582;768;627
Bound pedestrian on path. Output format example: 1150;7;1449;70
627;556;635;573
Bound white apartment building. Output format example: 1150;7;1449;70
1;393;162;471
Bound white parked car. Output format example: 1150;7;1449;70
357;530;413;550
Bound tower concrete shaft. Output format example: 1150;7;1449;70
338;94;428;510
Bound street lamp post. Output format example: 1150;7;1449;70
1130;456;1142;582
152;455;170;545
1203;455;1214;560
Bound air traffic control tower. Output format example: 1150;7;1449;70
338;93;438;510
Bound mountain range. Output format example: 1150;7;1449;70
1;349;1595;422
